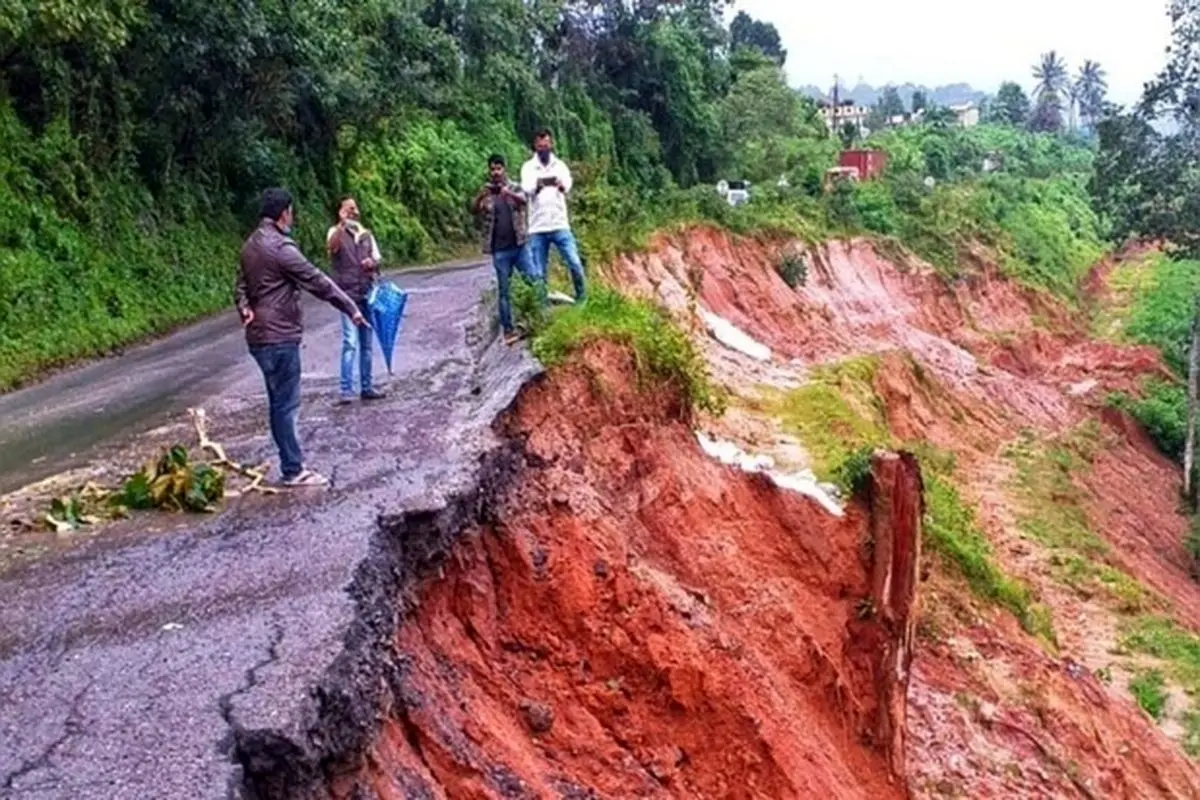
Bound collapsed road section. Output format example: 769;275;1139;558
321;342;924;800
0;266;540;800
3;269;926;799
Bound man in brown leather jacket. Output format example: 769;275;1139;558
235;188;365;488
327;196;387;404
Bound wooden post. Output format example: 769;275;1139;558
1186;296;1200;508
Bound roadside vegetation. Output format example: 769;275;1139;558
0;0;1117;392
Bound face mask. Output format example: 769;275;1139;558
538;150;551;165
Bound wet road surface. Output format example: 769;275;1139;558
0;261;482;496
0;264;541;798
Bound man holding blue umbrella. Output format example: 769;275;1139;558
328;196;388;405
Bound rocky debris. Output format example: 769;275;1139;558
519;700;555;735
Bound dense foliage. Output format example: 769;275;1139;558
0;0;782;388
0;0;1126;391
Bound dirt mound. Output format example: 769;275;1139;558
333;343;925;799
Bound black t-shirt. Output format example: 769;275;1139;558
491;194;518;252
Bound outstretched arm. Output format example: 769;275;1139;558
278;241;361;319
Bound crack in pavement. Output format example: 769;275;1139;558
2;679;93;792
218;620;285;731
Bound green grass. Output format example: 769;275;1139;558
1121;616;1200;744
1117;256;1200;375
1108;381;1187;463
529;285;722;416
1004;424;1157;612
770;355;888;482
1129;669;1170;720
924;470;1055;643
1122;616;1200;689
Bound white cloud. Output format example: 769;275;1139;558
732;0;1172;105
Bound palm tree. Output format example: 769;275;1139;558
1032;51;1069;98
1076;60;1109;131
1065;79;1079;132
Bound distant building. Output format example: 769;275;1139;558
819;100;871;134
949;102;980;128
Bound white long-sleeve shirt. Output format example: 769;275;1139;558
520;154;574;234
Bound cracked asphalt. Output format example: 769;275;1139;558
0;264;541;798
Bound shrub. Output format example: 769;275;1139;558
1109;381;1187;461
775;250;808;289
1130;670;1169;720
833;445;875;496
530;286;723;416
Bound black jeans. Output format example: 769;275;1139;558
249;343;303;480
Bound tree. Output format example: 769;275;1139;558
1030;91;1065;133
1076;60;1109;131
729;11;786;66
1032;51;1069;99
924;104;957;129
720;65;801;178
988;82;1031;127
840;120;860;148
911;90;928;115
878;87;905;119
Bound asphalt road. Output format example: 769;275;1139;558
0;264;541;798
0;260;484;495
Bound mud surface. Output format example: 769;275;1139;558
608;228;1200;797
337;344;916;799
0;265;541;799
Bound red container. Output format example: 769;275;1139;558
838;149;888;180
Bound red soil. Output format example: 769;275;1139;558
333;228;1200;799
608;228;1200;797
336;344;923;799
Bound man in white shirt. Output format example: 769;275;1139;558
520;129;586;302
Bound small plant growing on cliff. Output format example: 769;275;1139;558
775;251;808;289
855;597;877;620
834;446;875;497
1130;669;1169;720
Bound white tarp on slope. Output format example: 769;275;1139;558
695;432;843;518
699;309;772;362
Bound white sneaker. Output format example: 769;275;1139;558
281;469;329;489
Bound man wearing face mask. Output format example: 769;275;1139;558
520;129;586;302
235;187;366;488
327;196;387;404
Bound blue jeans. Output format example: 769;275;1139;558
529;229;586;301
340;300;374;396
250;343;303;480
492;246;537;333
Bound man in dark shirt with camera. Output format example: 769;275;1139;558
472;154;537;345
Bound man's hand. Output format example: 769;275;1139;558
360;257;377;271
352;311;370;328
240;308;255;327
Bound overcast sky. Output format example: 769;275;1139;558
733;0;1173;105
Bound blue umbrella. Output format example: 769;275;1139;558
366;280;408;374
